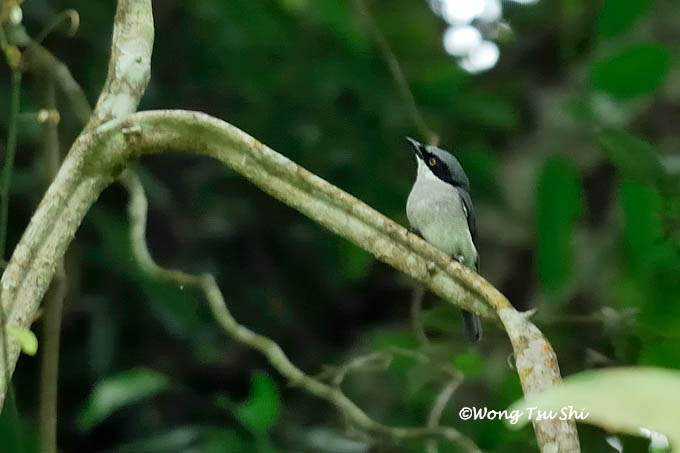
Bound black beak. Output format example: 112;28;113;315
405;136;424;159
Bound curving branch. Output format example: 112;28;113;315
119;170;480;451
0;0;152;409
0;0;580;450
1;109;579;450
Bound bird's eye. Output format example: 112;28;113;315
428;157;437;166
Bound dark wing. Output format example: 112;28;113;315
457;188;479;272
457;188;476;243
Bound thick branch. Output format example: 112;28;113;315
0;109;579;450
0;0;152;411
84;0;153;130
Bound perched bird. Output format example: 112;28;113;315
405;137;482;342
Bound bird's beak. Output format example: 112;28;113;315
405;136;424;159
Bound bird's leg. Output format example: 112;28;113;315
454;254;465;265
408;226;422;238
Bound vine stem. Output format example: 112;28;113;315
0;70;22;261
37;77;67;453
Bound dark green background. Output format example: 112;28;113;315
1;0;679;451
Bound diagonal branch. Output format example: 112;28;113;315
119;170;481;451
0;0;152;410
0;0;579;450
1;109;578;450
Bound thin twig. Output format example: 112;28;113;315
37;77;67;453
119;170;480;451
22;43;92;123
353;0;440;351
353;0;439;146
0;69;21;261
31;9;79;46
0;27;23;451
0;21;9;50
410;284;429;346
427;380;461;453
327;351;392;388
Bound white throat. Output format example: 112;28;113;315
416;157;441;184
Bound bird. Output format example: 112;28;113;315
405;136;482;342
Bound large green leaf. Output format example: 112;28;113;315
236;372;281;432
507;367;680;446
591;44;671;100
597;0;652;38
599;129;666;188
536;157;584;295
78;368;172;430
314;0;367;53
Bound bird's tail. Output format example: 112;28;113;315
461;310;482;342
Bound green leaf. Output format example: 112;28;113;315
278;0;308;13
78;368;171;430
453;93;519;130
640;342;680;370
536;157;584;294
314;0;367;53
458;145;500;200
591;44;671;100
599;129;666;187
201;428;249;453
597;0;652;38
339;242;374;282
0;389;37;453
7;327;38;356
369;329;418;351
507;367;680;446
421;304;463;335
621;182;662;269
236;372;281;432
453;352;486;378
115;427;201;453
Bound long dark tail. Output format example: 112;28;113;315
461;310;482;342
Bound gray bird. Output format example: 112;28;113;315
405;137;482;342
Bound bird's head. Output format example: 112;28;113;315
405;137;470;190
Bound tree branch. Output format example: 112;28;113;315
1;109;578;450
0;0;153;411
0;0;580;450
119;170;480;451
84;0;153;131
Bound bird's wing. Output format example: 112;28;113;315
457;188;476;243
457;188;479;271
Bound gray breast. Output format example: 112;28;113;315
407;177;477;268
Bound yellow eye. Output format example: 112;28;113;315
428;157;437;166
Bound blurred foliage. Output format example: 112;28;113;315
591;44;671;101
510;367;680;447
536;156;584;295
0;0;679;451
78;368;172;430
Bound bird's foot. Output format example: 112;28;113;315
408;226;422;238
